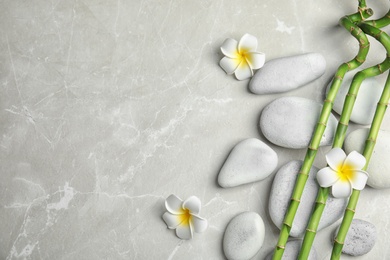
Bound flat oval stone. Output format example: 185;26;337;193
260;97;338;149
269;160;347;237
333;219;376;256
344;128;390;189
223;211;265;260
218;138;278;188
249;53;326;94
326;73;383;125
264;240;317;260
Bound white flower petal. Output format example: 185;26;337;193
234;60;253;80
326;148;347;170
331;180;352;198
343;151;366;170
182;196;201;215
219;57;241;75
162;212;182;229
176;222;193;240
350;170;369;190
246;52;265;70
316;167;340;187
190;215;208;233
221;38;239;58
165;194;184;214
238;33;258;53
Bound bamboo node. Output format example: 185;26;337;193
277;245;286;250
335;75;343;80
346;93;357;98
339;121;349;126
374;30;383;40
324;99;334;104
355;57;365;63
378;64;383;73
378;101;388;106
283;221;292;228
306;228;316;233
367;137;376;143
315;200;326;205
291;197;301;202
346;207;356;213
360;42;370;49
308;146;318;151
334;238;344;245
298;170;308;176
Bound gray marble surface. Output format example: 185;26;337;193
2;0;390;259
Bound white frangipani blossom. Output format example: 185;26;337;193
219;33;265;80
316;148;369;198
162;194;208;240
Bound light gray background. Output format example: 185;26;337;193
1;0;390;259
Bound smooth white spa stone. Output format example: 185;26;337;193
344;128;390;189
249;53;326;94
218;138;278;188
264;240;317;260
269;160;347;237
260;97;338;149
333;219;377;256
223;211;265;260
326;73;383;125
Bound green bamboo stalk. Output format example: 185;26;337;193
272;6;373;260
331;23;390;260
299;21;390;259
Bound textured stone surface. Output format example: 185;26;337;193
249;53;326;94
265;240;317;260
326;73;383;125
223;212;265;260
345;128;390;189
269;160;347;237
260;97;338;149
333;219;377;256
218;138;278;188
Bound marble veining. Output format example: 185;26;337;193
1;0;390;259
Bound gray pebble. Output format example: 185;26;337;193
326;73;383;125
260;97;338;149
218;138;278;188
269;160;347;237
223;211;265;260
345;128;390;189
333;219;376;256
249;53;326;94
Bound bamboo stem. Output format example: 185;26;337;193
299;21;390;260
272;6;373;260
331;24;390;260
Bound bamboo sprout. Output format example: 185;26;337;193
272;5;373;259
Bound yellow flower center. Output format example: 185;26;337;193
336;163;355;182
179;209;192;226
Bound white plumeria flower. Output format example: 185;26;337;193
219;33;265;80
162;194;208;240
316;148;369;198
